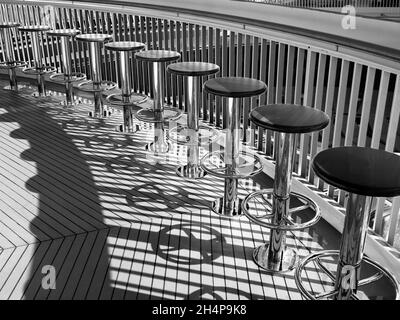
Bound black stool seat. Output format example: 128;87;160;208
167;61;220;77
204;77;266;98
75;33;113;42
135;50;180;62
47;29;80;37
105;41;145;52
313;147;400;197
250;104;329;133
0;22;20;28
18;25;50;32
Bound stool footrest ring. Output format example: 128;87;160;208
0;61;27;69
242;189;321;231
135;107;182;123
106;92;148;106
50;72;86;83
22;66;56;75
78;80;117;92
200;150;263;179
168;124;220;146
295;250;400;300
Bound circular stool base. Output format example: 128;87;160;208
211;196;243;217
253;243;298;274
145;141;171;154
168;124;220;146
176;164;206;179
295;250;400;300
136;107;182;123
3;84;27;91
242;189;321;231
116;124;140;133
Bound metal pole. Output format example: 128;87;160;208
60;35;74;106
150;61;168;153
3;28;18;91
264;132;297;271
212;97;241;216
334;193;371;300
120;50;134;132
89;41;104;117
31;31;46;97
177;75;204;178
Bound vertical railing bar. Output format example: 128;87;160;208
357;67;376;147
385;75;400;152
344;63;362;146
309;53;327;185
318;56;337;190
299;50;316;178
370;71;390;149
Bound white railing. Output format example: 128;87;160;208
0;0;399;277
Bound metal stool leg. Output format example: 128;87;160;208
334;193;370;299
145;61;169;153
31;31;49;97
211;97;242;216
88;41;110;118
176;75;206;179
253;132;298;272
119;50;137;132
59;36;79;107
2;28;18;91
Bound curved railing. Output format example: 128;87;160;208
1;0;400;278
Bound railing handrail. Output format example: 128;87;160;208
3;0;400;66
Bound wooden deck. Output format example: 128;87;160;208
0;81;346;300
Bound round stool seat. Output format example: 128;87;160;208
47;29;80;37
0;22;20;28
105;41;145;52
18;25;50;32
204;77;266;98
313;147;400;197
135;50;180;62
167;62;220;77
75;33;113;43
250;104;330;133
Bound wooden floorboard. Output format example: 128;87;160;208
0;83;347;300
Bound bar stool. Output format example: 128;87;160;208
295;146;400;300
0;22;27;91
75;33;117;118
167;62;220;179
134;50;182;153
47;29;86;106
18;25;56;97
105;41;147;132
242;104;329;273
200;77;266;216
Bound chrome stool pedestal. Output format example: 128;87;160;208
76;33;116;118
18;25;56;97
242;104;329;273
201;77;267;217
167;62;220;179
0;22;27;91
135;50;182;153
295;147;400;300
105;41;147;133
47;29;86;107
